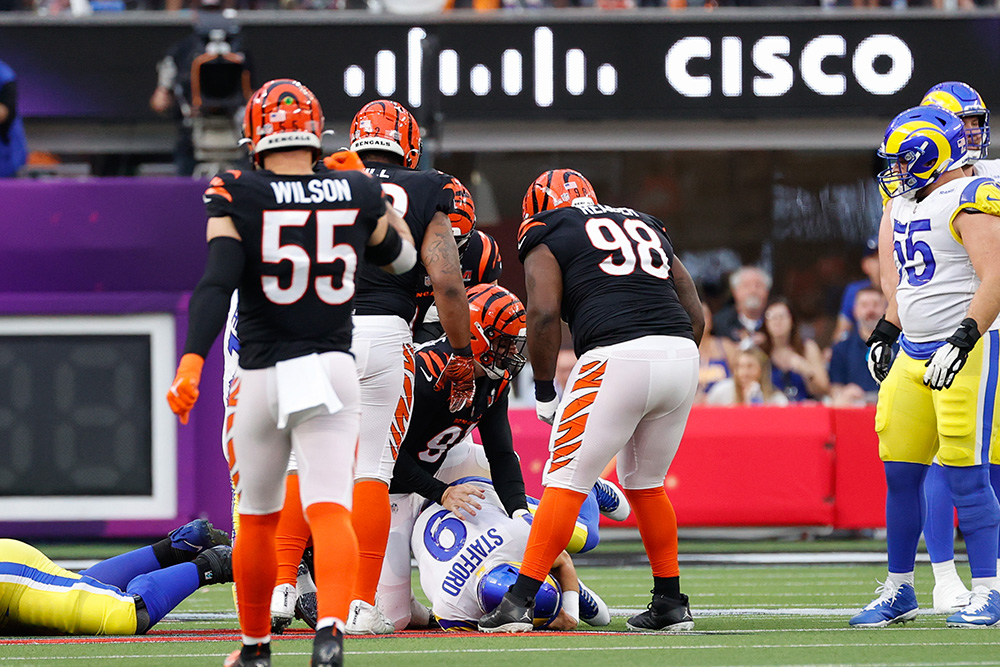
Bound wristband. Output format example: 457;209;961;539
453;343;473;357
534;379;557;402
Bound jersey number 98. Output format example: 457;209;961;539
586;218;671;279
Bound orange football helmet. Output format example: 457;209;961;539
467;284;527;381
349;100;422;169
521;169;598;220
242;79;324;166
445;177;476;252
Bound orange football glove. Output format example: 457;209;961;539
167;353;205;425
434;346;475;413
323;150;365;172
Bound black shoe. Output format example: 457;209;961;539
225;643;270;667
626;592;694;632
296;590;318;630
295;555;318;629
193;545;233;585
311;626;344;667
478;593;534;633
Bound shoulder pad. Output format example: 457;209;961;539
204;171;241;204
949;177;1000;244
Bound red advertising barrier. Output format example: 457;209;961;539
503;404;886;529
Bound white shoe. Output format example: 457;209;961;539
933;578;972;614
593;478;630;522
270;583;296;634
408;596;433;629
346;599;395;635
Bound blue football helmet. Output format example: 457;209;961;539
877;105;969;199
477;562;562;629
921;81;990;161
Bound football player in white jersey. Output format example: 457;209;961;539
856;105;1000;628
410;477;611;631
917;81;1000;612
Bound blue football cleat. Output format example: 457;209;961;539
593;478;630;522
849;580;919;628
168;519;231;553
946;586;1000;628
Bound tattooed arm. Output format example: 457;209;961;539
423;211;471;350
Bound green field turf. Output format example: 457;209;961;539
5;544;999;667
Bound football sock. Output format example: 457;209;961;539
922;463;956;563
624;486;680;578
126;562;200;627
275;473;311;588
653;576;681;600
885;570;914;587
234;511;281;640
943;463;1000;579
931;559;963;585
884;461;928;574
306;501;358;624
80;545;162;590
972;577;1000;591
991;463;1000;552
519;487;588;583
350;480;391;605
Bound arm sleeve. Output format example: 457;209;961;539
183;237;245;357
391;449;450;505
477;391;528;516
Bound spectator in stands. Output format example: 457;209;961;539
832;236;882;342
829;286;888;406
697;302;737;403
0;59;27;178
761;298;830;401
712;266;771;345
704;347;788;406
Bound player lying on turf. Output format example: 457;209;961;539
0;519;232;635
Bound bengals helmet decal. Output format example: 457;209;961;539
242;79;324;166
445;177;476;251
467;284;527;381
349;100;422;169
521;169;598;220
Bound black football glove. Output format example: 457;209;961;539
924;318;980;390
865;316;901;385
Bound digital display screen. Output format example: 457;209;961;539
0;335;153;497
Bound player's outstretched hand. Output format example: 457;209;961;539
441;483;486;521
434;345;475;412
865;316;901;385
167;353;205;425
924;318;980;391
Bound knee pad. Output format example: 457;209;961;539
943;465;1000;533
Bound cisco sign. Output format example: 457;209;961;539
664;34;912;98
2;15;994;120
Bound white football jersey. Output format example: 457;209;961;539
411;482;530;628
889;175;1000;342
973;159;1000;179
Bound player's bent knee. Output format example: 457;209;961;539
943;465;1000;533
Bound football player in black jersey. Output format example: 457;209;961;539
479;169;705;635
320;100;473;635
165;79;416;667
413;177;503;343
371;284;529;630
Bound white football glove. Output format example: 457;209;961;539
536;397;559;425
923;318;980;391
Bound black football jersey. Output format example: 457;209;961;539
412;230;503;343
204;168;384;369
352;161;455;322
517;203;693;357
389;339;525;515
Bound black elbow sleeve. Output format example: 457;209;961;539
364;224;404;266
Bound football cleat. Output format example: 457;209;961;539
311;626;345;667
946;586;1000;627
169;519;232;553
193;545;234;585
224;643;270;667
627;592;694;632
478;592;534;633
345;599;395;635
933;578;972;614
849;580;919;628
270;583;296;634
579;581;611;627
593;478;631;522
408;596;434;629
295;557;318;630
